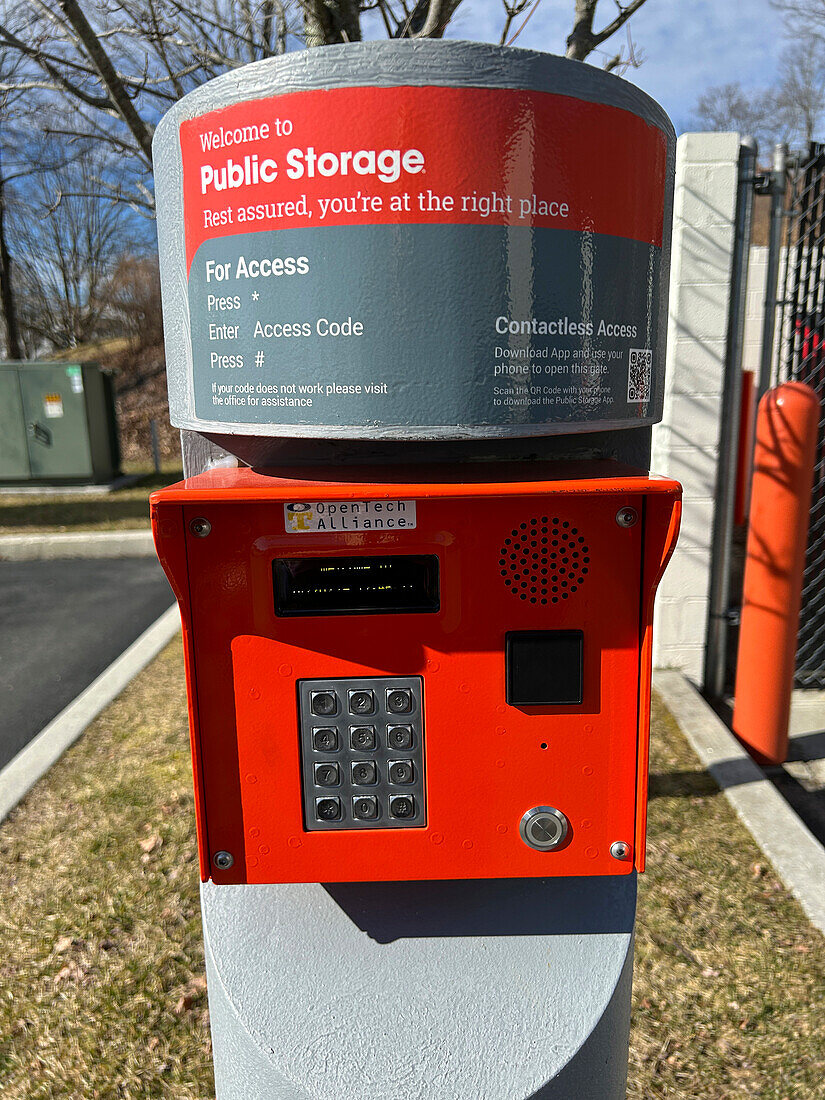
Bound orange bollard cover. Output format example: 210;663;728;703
733;382;820;764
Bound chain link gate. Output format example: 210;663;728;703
775;142;825;686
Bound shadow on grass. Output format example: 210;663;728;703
648;769;720;800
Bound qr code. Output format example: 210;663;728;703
627;348;652;403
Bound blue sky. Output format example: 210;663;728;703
443;0;787;133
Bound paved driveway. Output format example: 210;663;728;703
0;558;173;770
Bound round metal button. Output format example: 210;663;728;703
519;806;569;851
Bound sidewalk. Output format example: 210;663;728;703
0;530;155;560
777;691;825;843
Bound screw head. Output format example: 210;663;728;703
616;507;638;528
610;841;631;861
190;517;212;538
213;850;234;870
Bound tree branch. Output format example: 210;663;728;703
57;0;155;163
566;0;649;61
302;0;362;47
499;0;531;46
0;22;113;109
413;0;463;37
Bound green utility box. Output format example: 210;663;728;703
0;362;121;483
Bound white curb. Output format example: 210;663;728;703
0;604;180;824
654;669;825;936
0;530;156;560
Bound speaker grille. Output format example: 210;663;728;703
499;517;590;605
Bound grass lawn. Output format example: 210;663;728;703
0;465;183;535
0;643;822;1098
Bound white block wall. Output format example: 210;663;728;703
652;132;742;681
743;243;787;386
743;246;768;375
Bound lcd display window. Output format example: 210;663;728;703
274;555;440;617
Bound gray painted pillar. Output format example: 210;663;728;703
159;40;670;1100
202;875;636;1099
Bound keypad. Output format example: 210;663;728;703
298;677;426;830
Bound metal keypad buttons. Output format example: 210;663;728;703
313;728;338;752
350;726;376;751
316;797;342;821
314;762;340;787
353;796;378;820
389;760;414;785
351;760;377;786
348;689;375;715
298;676;425;831
388;725;414;749
387;688;412;713
390;795;415;819
310;691;338;717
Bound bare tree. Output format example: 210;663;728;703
0;0;302;187
691;82;781;149
11;152;140;351
0;127;23;359
692;40;825;152
772;0;825;38
774;38;825;145
0;0;656;363
0;0;468;188
103;253;163;348
0;50;30;359
0;85;77;359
